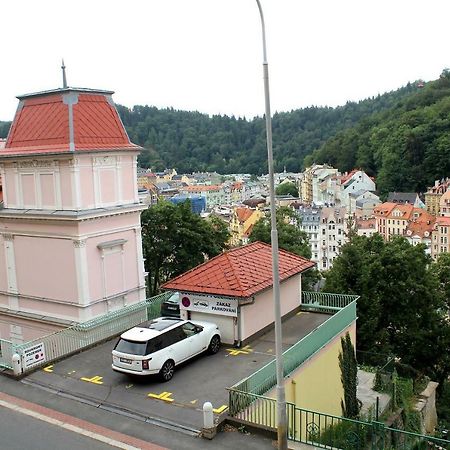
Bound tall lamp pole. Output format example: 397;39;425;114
254;1;287;448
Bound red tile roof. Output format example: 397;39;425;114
1;88;139;156
436;216;450;226
340;169;359;185
235;207;254;223
162;241;315;298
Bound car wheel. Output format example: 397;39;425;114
208;335;221;354
160;360;175;382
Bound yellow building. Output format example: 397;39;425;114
228;293;359;443
425;178;450;216
229;206;263;247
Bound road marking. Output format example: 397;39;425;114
190;399;198;405
125;384;134;389
213;405;228;414
43;365;54;373
266;348;273;353
0;397;163;450
80;375;103;385
148;391;174;403
226;344;253;356
67;370;76;375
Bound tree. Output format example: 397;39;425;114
249;207;310;257
141;201;230;296
275;181;299;197
430;253;450;312
339;332;359;419
249;207;320;289
324;234;450;383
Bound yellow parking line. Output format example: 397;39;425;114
80;375;103;385
213;405;228;414
148;391;174;403
43;365;53;373
226;344;253;356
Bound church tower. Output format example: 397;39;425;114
0;79;146;342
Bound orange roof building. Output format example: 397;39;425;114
0;80;146;341
3;88;139;156
162;241;315;345
229;206;263;247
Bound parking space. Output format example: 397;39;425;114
24;311;329;431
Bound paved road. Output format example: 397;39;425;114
0;376;275;450
0;405;126;450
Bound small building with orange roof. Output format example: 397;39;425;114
404;209;435;254
356;217;377;237
229;206;263;247
162;241;315;345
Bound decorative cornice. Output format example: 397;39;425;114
93;156;116;167
73;239;86;248
1;233;14;241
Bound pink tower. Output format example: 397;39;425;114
0;79;146;343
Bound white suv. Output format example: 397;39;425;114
112;317;221;381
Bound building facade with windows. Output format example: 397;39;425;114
0;85;146;342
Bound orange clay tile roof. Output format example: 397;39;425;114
1;88;140;157
162;241;315;298
340;169;359;185
236;207;254;223
356;217;376;228
406;219;435;237
436;216;450;226
373;202;397;216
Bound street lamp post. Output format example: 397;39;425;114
254;1;287;449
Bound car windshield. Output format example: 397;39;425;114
114;339;147;356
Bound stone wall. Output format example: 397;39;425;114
415;381;439;434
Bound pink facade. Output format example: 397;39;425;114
240;274;301;341
0;87;146;342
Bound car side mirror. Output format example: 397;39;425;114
196;326;203;333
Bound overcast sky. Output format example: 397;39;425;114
1;0;449;121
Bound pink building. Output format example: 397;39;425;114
0;86;146;343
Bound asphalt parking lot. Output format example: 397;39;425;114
23;310;329;433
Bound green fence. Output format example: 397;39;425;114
302;291;358;313
0;338;14;370
228;389;450;449
2;292;170;373
231;296;357;396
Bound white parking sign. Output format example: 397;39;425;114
23;343;46;369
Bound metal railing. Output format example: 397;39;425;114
231;296;357;396
228;390;450;449
301;291;358;313
3;292;170;373
0;338;14;370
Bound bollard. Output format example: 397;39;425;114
203;402;214;428
202;402;216;439
12;353;22;376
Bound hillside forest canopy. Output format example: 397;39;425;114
1;70;449;195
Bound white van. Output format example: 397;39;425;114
112;317;221;381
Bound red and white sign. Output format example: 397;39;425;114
180;294;238;317
23;342;46;369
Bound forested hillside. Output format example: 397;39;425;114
1;74;448;197
116;82;417;174
306;70;450;195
